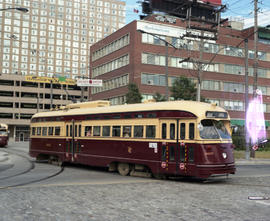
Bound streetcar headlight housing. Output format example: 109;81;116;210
222;153;227;159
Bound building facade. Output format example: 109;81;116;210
89;14;270;130
0;0;126;141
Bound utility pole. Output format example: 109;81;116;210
253;0;258;94
197;30;204;102
251;0;258;158
244;39;250;160
165;42;169;101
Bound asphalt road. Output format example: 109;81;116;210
0;142;270;221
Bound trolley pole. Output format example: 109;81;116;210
197;30;204;102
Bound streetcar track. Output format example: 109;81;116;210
0;149;35;181
0;149;65;190
0;166;64;190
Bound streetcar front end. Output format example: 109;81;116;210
195;113;236;178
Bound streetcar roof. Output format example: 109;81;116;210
31;100;229;120
0;123;8;129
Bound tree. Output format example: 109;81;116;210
126;83;142;104
170;76;197;101
153;92;166;102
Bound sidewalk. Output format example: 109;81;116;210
235;158;270;165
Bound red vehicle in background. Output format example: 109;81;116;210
0;124;9;148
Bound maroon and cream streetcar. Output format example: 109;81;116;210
0;123;9;148
29;100;235;179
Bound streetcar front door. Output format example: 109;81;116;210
178;121;196;176
159;120;179;175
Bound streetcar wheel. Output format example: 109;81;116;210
117;163;130;176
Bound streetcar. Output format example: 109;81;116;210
0;123;9;147
29;100;235;179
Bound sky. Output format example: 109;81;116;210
125;0;270;28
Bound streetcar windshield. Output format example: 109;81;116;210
0;131;8;136
199;120;231;139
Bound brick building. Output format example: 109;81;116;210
89;14;270;130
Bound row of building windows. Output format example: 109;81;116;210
2;2;125;13
3;0;123;7
142;52;270;78
91;74;129;95
140;73;270;96
0;113;33;119
108;95;126;106
92;34;130;61
92;54;129;77
141;33;269;61
0;80;81;90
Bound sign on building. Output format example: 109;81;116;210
77;79;103;87
25;76;76;85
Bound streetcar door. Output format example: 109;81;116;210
159;120;178;175
73;122;82;162
178;121;196;175
64;120;75;162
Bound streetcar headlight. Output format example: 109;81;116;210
222;153;227;159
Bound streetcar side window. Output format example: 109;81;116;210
42;127;47;136
69;125;73;137
134;125;143;138
180;123;185;140
123;126;131;138
66;125;69;137
48;127;54;136
37;127;41;135
189;123;194;140
170;123;175;140
93;126;101;136
75;125;78;137
32;127;36;136
85;126;92;136
112;126;121;137
146;125;156;138
162;123;167;139
78;125;81;137
102;126;111;137
55;127;61;136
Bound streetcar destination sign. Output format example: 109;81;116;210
77;79;103;87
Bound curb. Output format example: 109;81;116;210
0;152;9;163
235;159;270;165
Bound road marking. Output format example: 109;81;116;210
255;201;270;206
0;179;160;190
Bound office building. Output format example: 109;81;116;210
0;0;125;141
89;14;270;132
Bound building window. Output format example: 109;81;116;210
224;100;244;111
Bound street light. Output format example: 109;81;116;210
138;29;177;101
0;7;29;13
